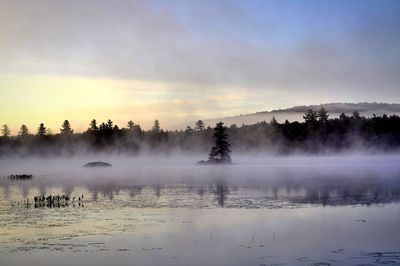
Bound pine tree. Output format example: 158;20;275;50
152;119;160;133
186;126;194;133
317;106;329;123
107;119;113;130
270;116;278;126
60;120;74;135
1;124;11;137
18;124;29;137
127;120;135;131
37;123;46;136
195;120;205;131
352;110;361;120
339;113;348;120
89;119;98;131
208;122;232;164
303;109;318;124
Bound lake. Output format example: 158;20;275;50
1;155;399;266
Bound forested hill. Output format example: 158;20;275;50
192;103;400;129
267;103;400;114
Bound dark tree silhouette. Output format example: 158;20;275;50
214;180;229;207
186;126;194;133
1;124;11;137
37;123;47;136
353;110;361;120
107;119;113;129
195;120;205;131
1;113;400;157
208;122;232;164
317;106;329;123
89;119;98;131
127;120;135;131
339;113;348;120
270;116;278;126
18;124;29;137
152;119;160;133
303;109;318;124
60;120;74;135
99;122;107;131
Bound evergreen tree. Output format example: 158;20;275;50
152;119;160;132
60;120;74;135
339;113;348;120
186;126;194;133
352;110;361;120
195;120;205;131
107;119;113;130
1;124;11;137
208;122;232;164
134;124;143;136
18;124;29;137
127;120;135;131
317;107;329;123
303;109;318;124
99;122;107;131
89;119;98;131
37;123;47;136
270;116;278;126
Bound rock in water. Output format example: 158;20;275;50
83;161;112;167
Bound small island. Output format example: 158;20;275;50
198;122;232;165
83;161;112;167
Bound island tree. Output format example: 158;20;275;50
208;122;232;164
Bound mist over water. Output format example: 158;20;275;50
1;154;400;206
1;154;400;266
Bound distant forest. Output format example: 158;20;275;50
1;107;400;157
266;102;400;114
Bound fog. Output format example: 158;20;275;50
1;154;399;207
2;154;399;179
1;154;399;265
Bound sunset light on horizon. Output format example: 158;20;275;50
1;0;400;133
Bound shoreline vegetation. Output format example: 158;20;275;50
1;107;400;157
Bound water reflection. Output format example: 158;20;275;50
1;172;399;208
214;180;229;207
1;159;400;266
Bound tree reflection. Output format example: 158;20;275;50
1;173;399;207
214;180;229;207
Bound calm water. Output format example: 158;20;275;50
0;156;400;266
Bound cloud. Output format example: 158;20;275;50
0;0;400;111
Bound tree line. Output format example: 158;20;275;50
1;107;400;156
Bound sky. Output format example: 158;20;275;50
0;0;399;133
